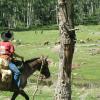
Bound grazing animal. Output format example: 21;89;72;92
44;41;49;45
55;41;60;45
0;56;50;100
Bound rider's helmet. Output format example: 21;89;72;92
1;31;14;41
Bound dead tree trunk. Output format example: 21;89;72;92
55;0;76;100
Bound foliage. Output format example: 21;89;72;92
0;0;57;29
82;15;99;25
74;0;100;25
0;0;100;29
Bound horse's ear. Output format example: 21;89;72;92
40;55;44;60
40;56;51;65
45;57;52;65
44;56;48;60
40;55;48;60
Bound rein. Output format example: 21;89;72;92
33;57;44;100
39;58;44;73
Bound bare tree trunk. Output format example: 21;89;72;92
27;2;30;28
55;0;76;100
91;1;96;15
27;0;32;28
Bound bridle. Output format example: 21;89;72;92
39;57;44;73
33;57;45;99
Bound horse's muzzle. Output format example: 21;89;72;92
45;73;50;79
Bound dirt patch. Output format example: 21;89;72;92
0;96;10;100
89;48;100;55
72;63;81;69
51;45;60;53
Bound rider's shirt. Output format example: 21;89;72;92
0;41;15;56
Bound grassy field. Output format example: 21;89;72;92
0;25;100;100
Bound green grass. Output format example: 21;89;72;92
76;25;100;41
0;25;100;100
73;45;100;81
14;30;59;45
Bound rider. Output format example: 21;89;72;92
0;30;24;88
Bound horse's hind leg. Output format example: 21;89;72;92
19;90;29;100
11;92;19;100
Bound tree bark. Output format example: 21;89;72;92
27;1;32;28
55;0;76;100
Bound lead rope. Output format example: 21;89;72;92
33;59;44;100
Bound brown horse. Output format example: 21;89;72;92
0;56;50;100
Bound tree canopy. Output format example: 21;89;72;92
0;0;99;29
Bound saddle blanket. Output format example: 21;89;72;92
0;55;12;83
0;69;12;83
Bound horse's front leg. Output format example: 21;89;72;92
19;90;29;100
11;92;19;100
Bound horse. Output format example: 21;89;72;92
0;56;50;100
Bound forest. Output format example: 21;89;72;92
0;0;100;29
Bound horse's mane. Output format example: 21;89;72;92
25;57;40;63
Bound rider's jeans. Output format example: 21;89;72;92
9;62;21;87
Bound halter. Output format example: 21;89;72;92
39;57;44;73
33;56;45;99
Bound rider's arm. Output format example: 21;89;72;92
10;42;24;61
13;52;24;61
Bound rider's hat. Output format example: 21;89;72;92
1;31;13;41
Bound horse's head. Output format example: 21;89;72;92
24;57;51;79
39;57;50;79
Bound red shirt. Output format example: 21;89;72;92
0;41;15;56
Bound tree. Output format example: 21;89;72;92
55;0;76;100
0;0;99;29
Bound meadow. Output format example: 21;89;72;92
0;25;100;100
